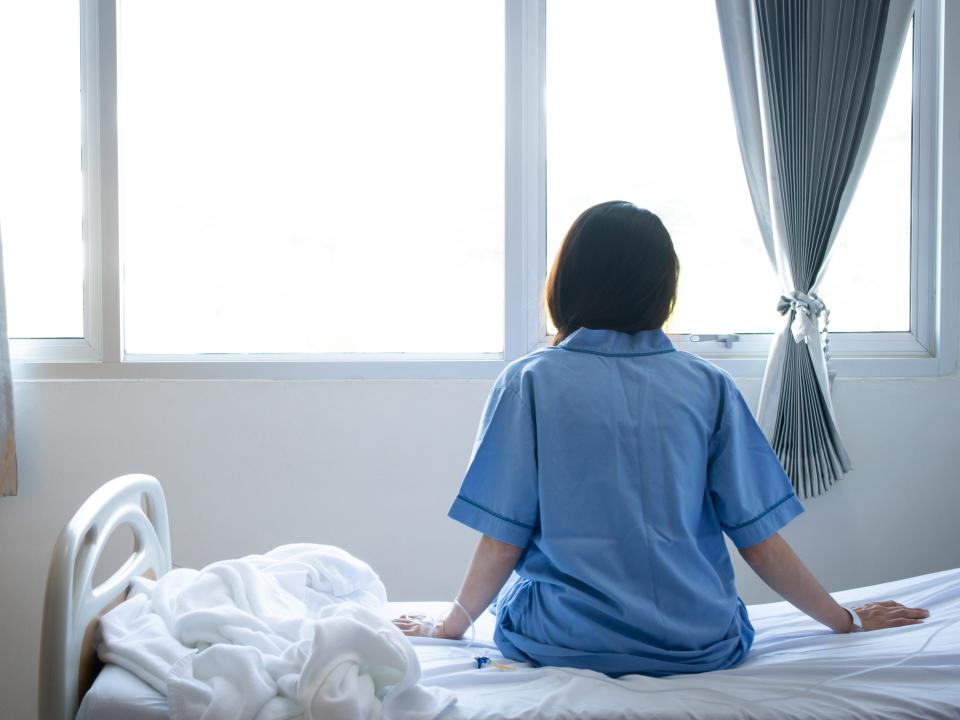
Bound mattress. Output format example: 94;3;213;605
78;567;960;720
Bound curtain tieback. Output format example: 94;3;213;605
777;291;832;368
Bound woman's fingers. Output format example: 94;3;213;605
856;601;928;613
883;618;922;628
888;607;929;619
392;619;424;636
855;599;930;631
392;612;438;637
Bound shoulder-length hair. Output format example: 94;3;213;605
546;201;679;346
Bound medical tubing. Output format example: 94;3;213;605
452;598;476;647
419;616;440;638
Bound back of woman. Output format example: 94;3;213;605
451;323;799;675
395;201;928;677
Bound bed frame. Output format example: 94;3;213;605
38;474;172;720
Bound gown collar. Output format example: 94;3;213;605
556;327;675;357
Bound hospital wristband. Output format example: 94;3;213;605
845;606;864;632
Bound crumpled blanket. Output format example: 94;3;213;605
97;543;455;720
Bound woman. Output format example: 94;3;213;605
395;201;928;676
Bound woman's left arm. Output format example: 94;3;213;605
394;534;522;639
740;532;929;632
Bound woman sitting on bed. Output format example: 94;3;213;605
394;201;928;677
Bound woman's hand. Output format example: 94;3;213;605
740;534;931;634
850;601;929;631
391;613;461;639
393;535;521;641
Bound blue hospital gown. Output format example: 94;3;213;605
448;327;804;676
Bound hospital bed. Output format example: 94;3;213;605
40;475;960;720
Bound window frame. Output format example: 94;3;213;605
7;0;104;364
529;0;953;380
10;0;957;381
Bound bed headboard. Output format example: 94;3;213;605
38;474;172;720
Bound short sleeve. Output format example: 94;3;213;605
448;380;539;548
708;376;804;549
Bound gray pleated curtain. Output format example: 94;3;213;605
0;228;16;497
716;0;915;497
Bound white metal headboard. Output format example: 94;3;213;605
38;474;172;720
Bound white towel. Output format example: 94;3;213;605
98;544;454;720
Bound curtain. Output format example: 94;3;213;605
0;228;16;497
716;0;915;498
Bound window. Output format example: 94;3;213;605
546;0;912;337
817;23;913;333
119;0;504;355
5;0;949;379
0;0;84;339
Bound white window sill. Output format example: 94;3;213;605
9;332;954;381
669;331;951;379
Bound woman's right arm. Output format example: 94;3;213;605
739;532;929;632
395;534;522;640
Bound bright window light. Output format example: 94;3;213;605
818;23;913;333
119;0;504;355
0;0;84;339
546;0;912;335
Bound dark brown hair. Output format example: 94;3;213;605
547;201;679;345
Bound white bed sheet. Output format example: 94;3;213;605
78;567;960;720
